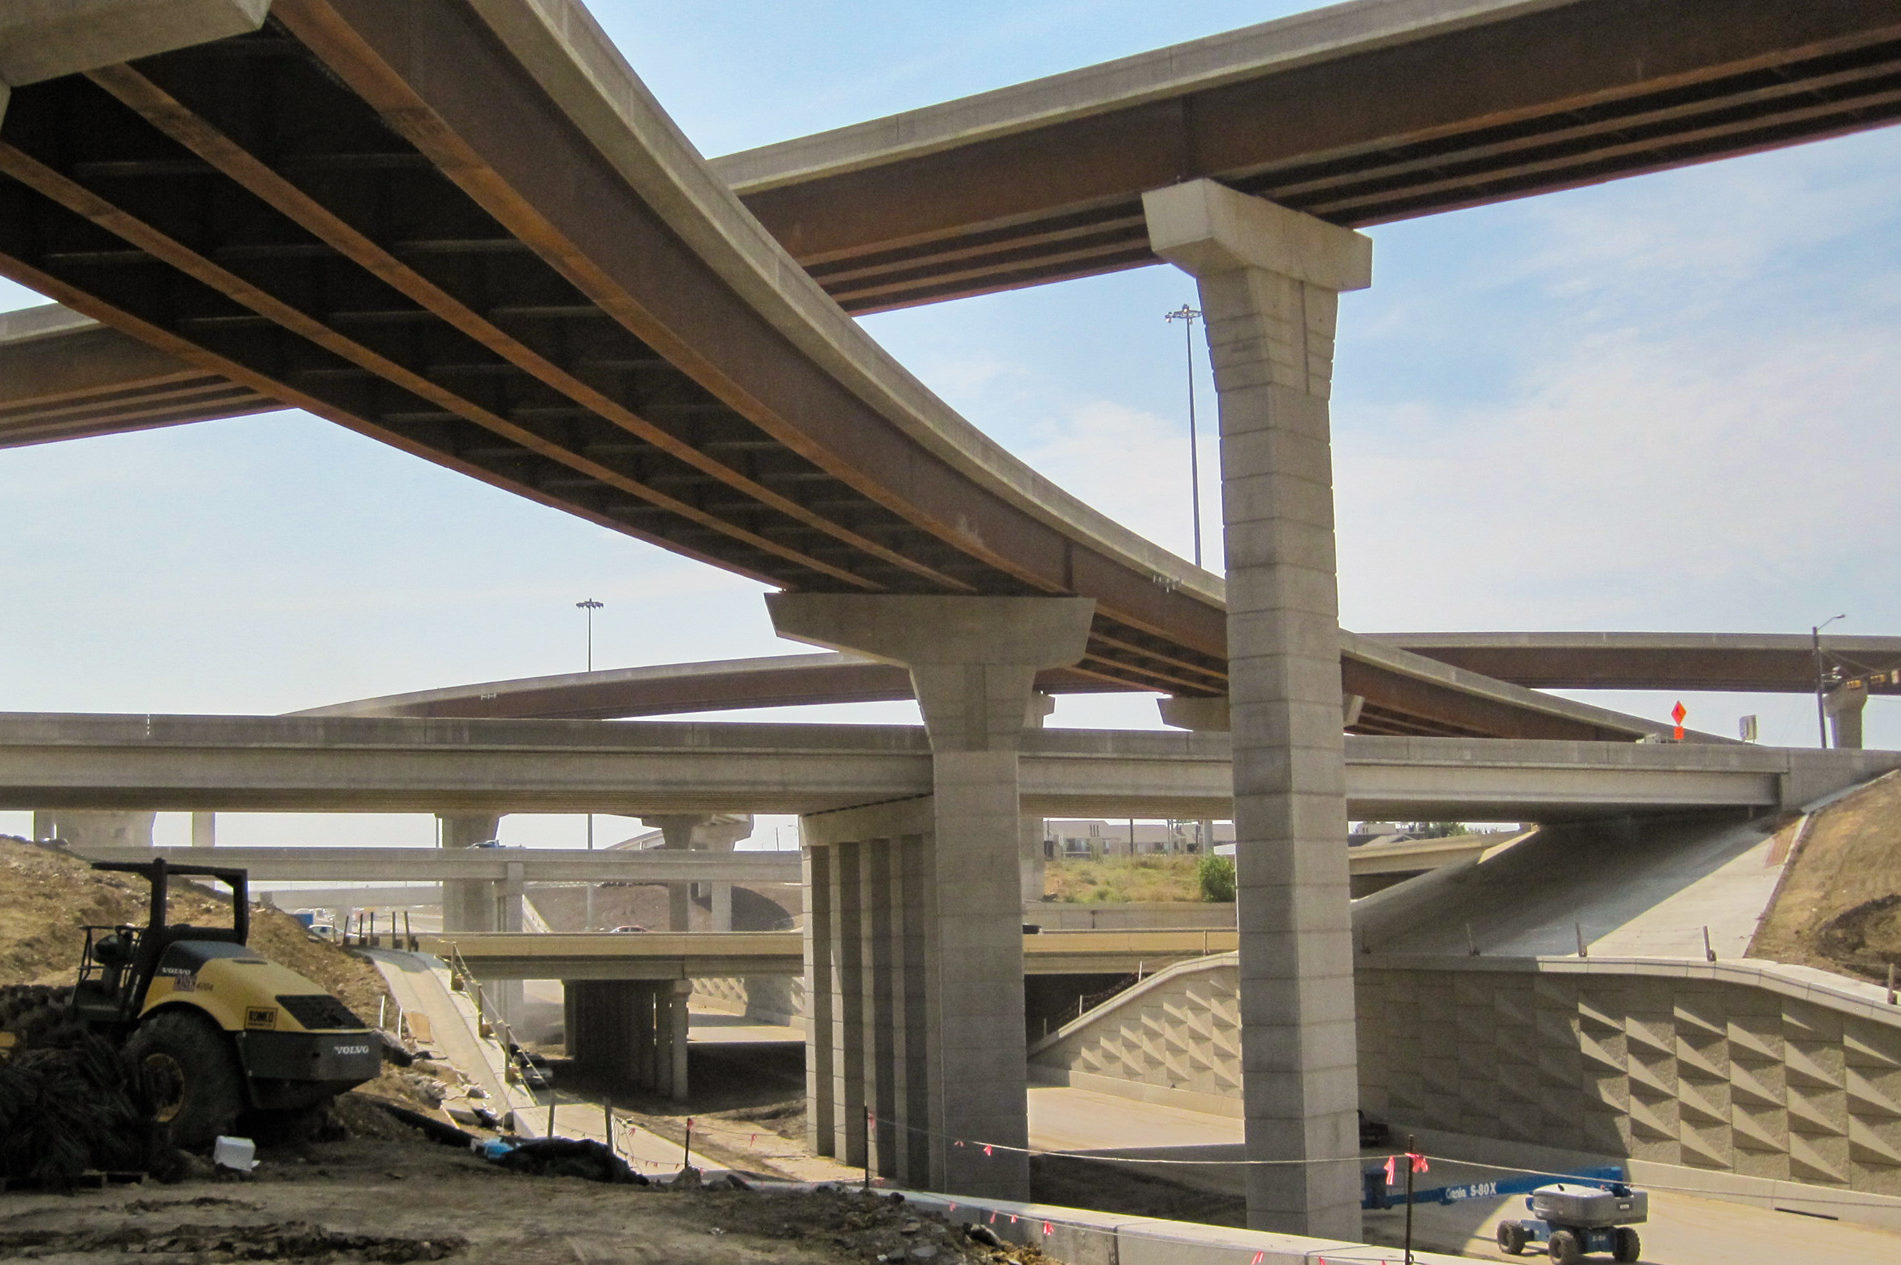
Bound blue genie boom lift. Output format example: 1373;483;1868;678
1363;1164;1647;1263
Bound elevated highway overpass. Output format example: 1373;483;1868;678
415;928;1237;981
6;0;1897;1227
2;0;1891;744
5;710;1896;821
72;841;802;884
9;0;1900;436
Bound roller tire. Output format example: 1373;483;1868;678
125;1010;244;1150
1547;1229;1583;1265
1612;1225;1642;1263
0;985;77;1060
1496;1221;1527;1255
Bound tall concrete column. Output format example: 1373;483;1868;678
1145;178;1371;1239
1825;683;1869;750
667;980;691;1102
190;812;216;848
30;810;155;849
438;813;503;933
771;593;1094;1200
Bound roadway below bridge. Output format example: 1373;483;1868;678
5;711;1897;821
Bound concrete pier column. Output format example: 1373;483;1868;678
709;882;734;932
190;812;216;847
667;980;691;1102
772;593;1094;1200
641;814;753;931
1145;178;1371;1240
1825;683;1869;750
439;813;506;941
30;810;155;849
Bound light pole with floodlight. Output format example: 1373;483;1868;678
575;598;605;930
1164;304;1205;568
576;598;603;672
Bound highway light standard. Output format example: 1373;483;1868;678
1814;613;1846;748
1164;304;1205;568
576;597;604;672
575;598;605;925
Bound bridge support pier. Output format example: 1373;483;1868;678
771;593;1094;1201
1825;683;1868;750
563;979;690;1101
642;814;752;931
31;809;154;849
1146;178;1371;1240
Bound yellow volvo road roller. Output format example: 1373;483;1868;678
3;857;382;1148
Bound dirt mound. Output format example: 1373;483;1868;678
1750;770;1901;981
0;1220;464;1262
0;837;390;1022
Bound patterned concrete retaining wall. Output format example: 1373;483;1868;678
691;974;805;1025
1029;955;1241;1114
1361;955;1901;1196
1030;952;1901;1197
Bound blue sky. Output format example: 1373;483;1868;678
3;1;1898;845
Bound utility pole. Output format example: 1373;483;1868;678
1164;304;1205;568
1814;613;1845;748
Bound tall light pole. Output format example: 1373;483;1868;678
576;598;603;672
1814;613;1846;748
1164;304;1205;568
575;599;605;886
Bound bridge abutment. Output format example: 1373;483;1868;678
1145;178;1371;1240
770;593;1094;1200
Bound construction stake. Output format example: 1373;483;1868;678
1702;925;1717;963
1575;923;1589;958
1404;1133;1417;1265
546;1090;557;1138
1888;962;1897;1006
604;1099;614;1155
683;1118;693;1172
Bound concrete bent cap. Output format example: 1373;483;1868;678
765;594;1095;670
1143;178;1372;290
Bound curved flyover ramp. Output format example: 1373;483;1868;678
0;0;1659;741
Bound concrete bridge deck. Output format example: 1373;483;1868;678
72;843;802;884
422;928;1238;981
7;711;1896;820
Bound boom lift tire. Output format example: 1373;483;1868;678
1546;1229;1583;1265
1495;1221;1527;1255
125;1011;243;1149
1612;1226;1642;1262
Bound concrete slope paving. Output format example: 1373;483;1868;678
1354;812;1792;959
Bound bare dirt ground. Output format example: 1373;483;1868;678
0;1127;1058;1264
1749;770;1901;981
0;837;1062;1263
